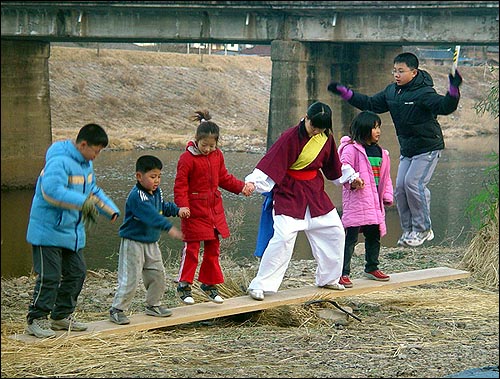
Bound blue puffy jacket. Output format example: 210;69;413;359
26;140;120;251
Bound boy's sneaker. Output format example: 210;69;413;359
26;317;56;338
397;231;411;246
50;314;88;331
364;270;390;281
404;229;434;247
109;307;130;325
319;282;345;291
145;305;172;317
177;284;195;305
339;275;353;288
200;283;224;303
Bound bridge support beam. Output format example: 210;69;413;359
1;40;52;189
268;41;401;148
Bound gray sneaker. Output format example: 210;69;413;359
109;307;130;325
145;305;172;317
26;317;56;338
50;315;88;331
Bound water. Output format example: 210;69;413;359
1;135;498;278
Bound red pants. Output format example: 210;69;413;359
177;238;224;285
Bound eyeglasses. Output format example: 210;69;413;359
391;69;413;75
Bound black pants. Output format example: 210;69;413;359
27;246;86;323
342;225;381;276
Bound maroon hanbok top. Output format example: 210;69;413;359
256;120;342;219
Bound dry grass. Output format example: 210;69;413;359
460;201;499;288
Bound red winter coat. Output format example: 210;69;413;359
174;141;245;241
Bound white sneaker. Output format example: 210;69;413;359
248;289;264;301
320;283;345;291
397;231;411;246
404;230;434;247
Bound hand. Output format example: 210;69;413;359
448;69;462;97
327;81;353;101
350;177;365;190
241;182;255;197
111;213;119;222
82;196;99;226
168;226;184;240
178;207;190;218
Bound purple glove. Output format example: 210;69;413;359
327;81;353;101
448;69;462;98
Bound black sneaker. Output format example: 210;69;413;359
200;283;224;304
145;305;172;317
109;307;130;325
177;284;195;305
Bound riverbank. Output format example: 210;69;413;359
2;245;498;378
48;46;498;152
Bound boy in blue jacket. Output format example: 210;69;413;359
26;123;120;338
109;155;189;325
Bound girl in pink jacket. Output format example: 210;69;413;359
335;111;394;288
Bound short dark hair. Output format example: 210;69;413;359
306;101;333;134
76;123;109;147
394;52;419;70
136;155;163;173
349;111;382;145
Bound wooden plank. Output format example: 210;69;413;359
10;266;469;343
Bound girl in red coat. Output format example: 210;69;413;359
174;110;254;304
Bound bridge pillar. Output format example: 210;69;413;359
1;40;52;189
267;41;401;148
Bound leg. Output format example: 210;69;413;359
363;224;381;273
142;242;166;307
395;155;412;234
404;150;441;232
111;238;143;312
304;208;345;287
248;213;301;293
198;235;224;285
177;241;201;284
51;248;86;320
342;226;359;276
27;246;62;323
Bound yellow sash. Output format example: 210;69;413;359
289;133;328;170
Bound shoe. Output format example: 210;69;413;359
397;231;411;246
26;317;56;338
200;283;224;304
109;307;130;325
177;284;195;305
339;275;353;288
50;314;88;331
320;283;345;290
364;270;390;281
404;229;434;247
248;289;264;301
145;305;172;317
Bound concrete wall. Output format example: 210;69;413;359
1;40;52;189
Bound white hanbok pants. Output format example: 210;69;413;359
248;207;345;293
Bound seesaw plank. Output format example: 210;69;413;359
10;266;469;343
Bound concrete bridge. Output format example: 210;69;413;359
1;1;499;188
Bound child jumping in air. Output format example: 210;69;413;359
335;111;394;288
174;110;254;305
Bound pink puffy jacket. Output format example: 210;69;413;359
337;136;393;236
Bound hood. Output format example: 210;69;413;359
46;140;87;164
338;135;354;156
186;140;202;156
398;69;434;91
